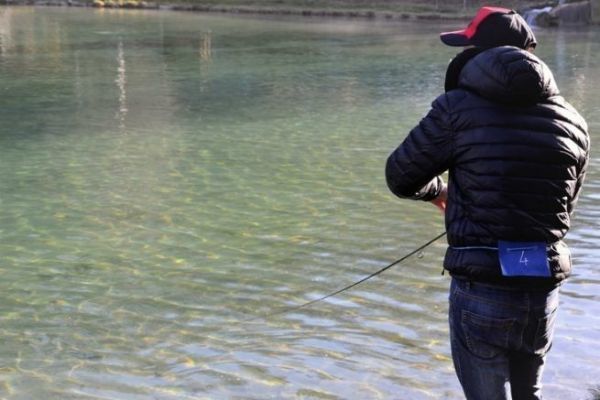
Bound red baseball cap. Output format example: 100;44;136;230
440;6;537;49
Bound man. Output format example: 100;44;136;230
385;6;589;400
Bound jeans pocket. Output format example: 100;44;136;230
533;307;558;355
461;310;515;359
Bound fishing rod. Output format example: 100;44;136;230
248;231;447;322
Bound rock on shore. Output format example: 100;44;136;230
524;1;593;26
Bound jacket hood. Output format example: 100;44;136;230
458;46;559;105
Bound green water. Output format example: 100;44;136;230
0;7;598;399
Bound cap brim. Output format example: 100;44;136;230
440;30;471;47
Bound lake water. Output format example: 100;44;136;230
0;7;598;399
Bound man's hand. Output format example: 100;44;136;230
431;184;448;213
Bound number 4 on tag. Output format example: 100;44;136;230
498;241;550;277
519;250;529;266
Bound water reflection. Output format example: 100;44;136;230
74;50;83;107
199;31;212;61
115;39;128;129
570;38;589;109
0;8;12;57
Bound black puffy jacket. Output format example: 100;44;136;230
386;46;589;287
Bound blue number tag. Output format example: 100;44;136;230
498;241;551;277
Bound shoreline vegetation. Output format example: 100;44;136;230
0;0;565;20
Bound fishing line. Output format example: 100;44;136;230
247;231;447;322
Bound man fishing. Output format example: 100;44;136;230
385;6;589;400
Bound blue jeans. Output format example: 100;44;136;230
449;278;560;400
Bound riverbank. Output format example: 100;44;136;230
0;0;557;21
